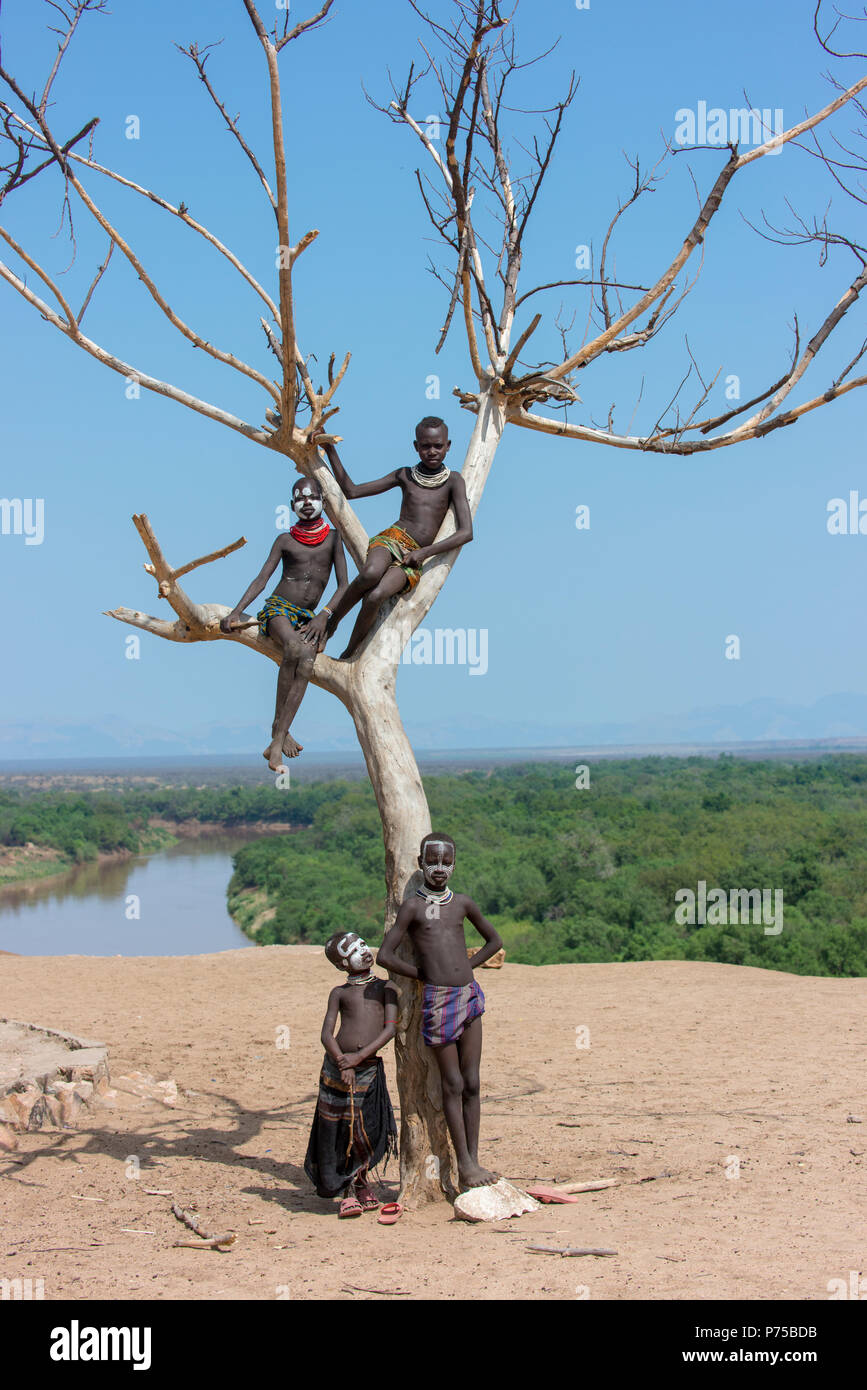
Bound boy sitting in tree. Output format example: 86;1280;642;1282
313;417;473;659
220;478;348;771
376;833;503;1192
304;931;399;1218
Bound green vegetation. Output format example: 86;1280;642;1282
4;757;867;976
0;783;330;874
227;757;867;976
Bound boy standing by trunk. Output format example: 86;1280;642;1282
377;833;503;1192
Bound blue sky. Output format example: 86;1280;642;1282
1;0;865;755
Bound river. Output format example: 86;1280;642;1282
0;835;257;957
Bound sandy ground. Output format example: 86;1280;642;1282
1;949;864;1302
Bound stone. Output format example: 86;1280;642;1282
466;947;506;969
453;1178;541;1223
5;1086;47;1132
61;1049;110;1085
42;1094;63;1128
0;1096;18;1127
59;1090;84;1128
0;1122;18;1151
112;1072;179;1107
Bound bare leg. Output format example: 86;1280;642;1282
457;1017;497;1182
339;566;409;660
261;617;314;770
325;550;392;632
431;1038;494;1191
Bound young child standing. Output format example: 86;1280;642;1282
304;932;399;1217
377;833;503;1192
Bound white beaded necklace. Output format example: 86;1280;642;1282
411;463;450;488
347;971;376;986
416;885;454;905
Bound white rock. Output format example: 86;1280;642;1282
453;1178;541;1222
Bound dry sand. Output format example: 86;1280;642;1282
1;949;864;1301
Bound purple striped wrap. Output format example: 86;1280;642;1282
421;980;485;1047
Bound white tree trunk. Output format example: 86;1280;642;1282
331;388;506;1203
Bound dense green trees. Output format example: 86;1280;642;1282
4;756;867;975
226;757;867;976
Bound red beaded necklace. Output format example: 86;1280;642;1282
290;520;330;546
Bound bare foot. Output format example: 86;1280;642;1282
458;1163;499;1192
263;734;302;771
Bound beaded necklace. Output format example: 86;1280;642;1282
410;464;450;489
347;971;376;986
416;885;454;905
290;520;330;545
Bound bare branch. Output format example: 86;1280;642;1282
2;109;281;317
76;237;112;323
507;369;867;452
176;41;277;212
241;0;302;437
546;74;867;382
0;72;280;400
0;255;273;445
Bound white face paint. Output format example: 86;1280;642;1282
292;483;323;519
422;841;455;883
337;935;370;971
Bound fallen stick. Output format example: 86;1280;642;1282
71;1195;105;1202
171;1201;235;1250
174;1233;237;1250
144;1188;173;1196
527;1244;618;1258
341;1284;411;1296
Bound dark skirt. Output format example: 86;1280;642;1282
304;1053;397;1198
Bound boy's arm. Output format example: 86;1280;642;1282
404;473;473;567
316;438;400;500
376;903;421;980
301;534;350;649
220;536;285;632
320;986;348;1066
463;897;503;970
343;985;399;1068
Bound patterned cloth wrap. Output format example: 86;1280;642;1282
256;593;315;639
368;524;422;591
421;980;485;1047
303;1053;397;1199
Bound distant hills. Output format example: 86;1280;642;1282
2;694;867;761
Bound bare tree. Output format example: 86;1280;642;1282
1;0;865;1202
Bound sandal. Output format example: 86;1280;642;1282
377;1202;403;1225
338;1196;363;1218
354;1182;380;1211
